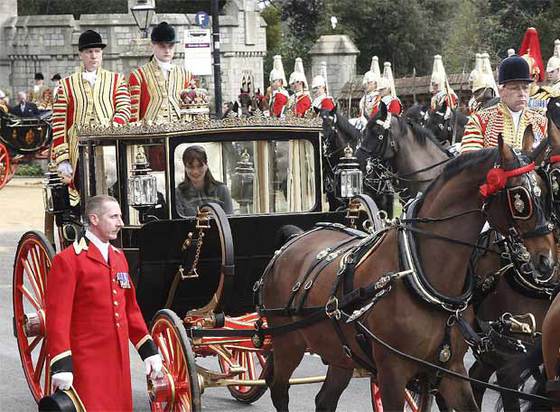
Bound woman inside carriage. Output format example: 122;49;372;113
176;145;233;217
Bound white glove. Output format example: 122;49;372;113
52;372;73;391
57;160;73;177
144;354;164;380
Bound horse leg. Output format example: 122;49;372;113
376;362;411;411
438;363;479;412
468;360;494;408
268;333;306;412
314;365;353;412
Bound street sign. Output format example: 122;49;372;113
195;11;210;28
184;29;212;76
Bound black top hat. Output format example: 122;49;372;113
38;388;84;412
35;72;44;81
51;73;62;81
78;30;107;51
498;55;532;85
151;22;178;43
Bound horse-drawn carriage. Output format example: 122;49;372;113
12;112;402;410
12;98;560;412
0;110;52;189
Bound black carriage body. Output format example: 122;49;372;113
77;117;348;324
0;111;52;154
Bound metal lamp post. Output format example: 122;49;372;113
130;0;156;38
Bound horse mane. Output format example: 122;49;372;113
396;116;440;147
333;109;362;144
422;149;498;198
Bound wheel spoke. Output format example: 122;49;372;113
27;336;42;354
30;245;47;298
34;340;47;382
156;333;171;365
165;328;175;368
18;284;41;311
23;257;43;308
246;352;256;380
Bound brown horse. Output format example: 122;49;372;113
542;291;560;411
259;138;557;411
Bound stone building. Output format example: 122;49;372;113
0;0;267;107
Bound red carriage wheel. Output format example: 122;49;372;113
217;347;271;403
12;230;55;402
371;379;432;412
0;142;13;189
149;309;201;412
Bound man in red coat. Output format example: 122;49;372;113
46;195;163;411
268;68;289;117
311;75;335;114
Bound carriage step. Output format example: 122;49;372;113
546;379;560;393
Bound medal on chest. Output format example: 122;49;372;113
116;272;131;289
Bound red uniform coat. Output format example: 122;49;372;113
370;95;402;117
312;95;335;113
290;92;312;117
269;88;289;117
46;238;157;411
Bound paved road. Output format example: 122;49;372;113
0;178;500;411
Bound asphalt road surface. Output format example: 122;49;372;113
0;178;500;411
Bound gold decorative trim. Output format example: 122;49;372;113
50;350;72;366
76;109;322;138
135;334;151;351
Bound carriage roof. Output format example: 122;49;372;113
76;112;323;143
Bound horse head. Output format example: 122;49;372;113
484;135;557;280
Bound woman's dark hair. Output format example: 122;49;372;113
182;145;219;192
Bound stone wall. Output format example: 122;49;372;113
309;35;359;99
0;0;266;107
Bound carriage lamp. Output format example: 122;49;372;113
130;0;156;38
43;163;70;214
335;146;363;199
231;149;254;213
128;146;158;211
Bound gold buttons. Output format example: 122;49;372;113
115;313;120;318
112;290;117;295
116;323;120;328
113;301;118;306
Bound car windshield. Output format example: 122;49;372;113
173;139;316;217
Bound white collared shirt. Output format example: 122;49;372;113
82;70;97;88
508;107;523;132
85;230;109;263
154;56;172;81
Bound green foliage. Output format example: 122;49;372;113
15;163;44;177
18;0;126;17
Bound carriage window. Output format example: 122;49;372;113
94;145;118;199
125;144;168;225
173;139;316;217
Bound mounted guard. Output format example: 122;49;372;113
546;39;560;93
359;56;381;122
518;27;559;114
287;57;311;117
430;54;458;111
468;52;498;114
461;54;547;152
268;55;289;118
370;62;402;116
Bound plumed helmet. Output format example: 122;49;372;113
430;55;448;92
498;55;532;85
0;90;6;99
151;22;178;43
376;77;391;91
472;53;498;93
78;30;106;51
519;27;544;82
289;57;308;89
39;387;86;412
319;61;329;94
382;61;397;97
311;75;326;89
469;53;483;84
362;70;378;86
270;55;287;85
547;39;560;73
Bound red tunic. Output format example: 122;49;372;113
269;89;289;117
46;239;157;411
370;96;402;116
292;93;311;117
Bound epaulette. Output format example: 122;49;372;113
73;237;88;255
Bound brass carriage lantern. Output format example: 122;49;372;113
335;145;363;199
128;146;158;211
43;162;70;214
231;149;254;214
